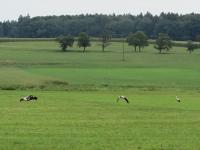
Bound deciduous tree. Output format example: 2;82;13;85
57;35;74;51
134;31;148;52
154;33;172;53
100;32;112;52
78;32;91;52
186;40;198;54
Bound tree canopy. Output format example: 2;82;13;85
186;40;198;54
1;13;200;40
134;31;148;52
126;33;139;52
100;32;112;52
77;32;90;52
154;33;172;53
56;35;74;51
126;31;148;52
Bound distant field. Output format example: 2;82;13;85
1;90;200;150
0;38;194;47
0;41;200;90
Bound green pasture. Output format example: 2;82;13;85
0;90;200;150
0;41;200;90
0;41;199;69
0;40;200;150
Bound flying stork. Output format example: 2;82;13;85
117;96;129;103
176;96;181;103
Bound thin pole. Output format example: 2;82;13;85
122;39;125;61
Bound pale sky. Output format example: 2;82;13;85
0;0;200;21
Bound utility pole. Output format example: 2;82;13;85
122;39;125;61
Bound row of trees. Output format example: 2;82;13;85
2;13;200;40
57;32;112;52
57;32;90;52
57;31;199;54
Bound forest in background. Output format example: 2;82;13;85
1;12;200;40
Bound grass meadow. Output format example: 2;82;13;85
0;41;200;90
0;41;200;149
1;90;200;150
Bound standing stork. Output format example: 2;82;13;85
176;96;181;103
117;96;129;103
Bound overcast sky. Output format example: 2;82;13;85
0;0;200;21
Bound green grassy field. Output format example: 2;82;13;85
0;41;200;150
0;41;200;90
1;90;200;150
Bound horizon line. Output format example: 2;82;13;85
1;11;200;22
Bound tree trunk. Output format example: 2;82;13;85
139;46;141;53
62;46;67;51
134;46;137;52
83;47;86;52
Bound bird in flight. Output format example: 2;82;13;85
176;96;181;103
117;96;129;103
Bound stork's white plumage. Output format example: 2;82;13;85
20;95;38;102
176;96;181;103
117;96;129;103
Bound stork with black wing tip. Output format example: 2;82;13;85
176;96;181;103
117;96;129;103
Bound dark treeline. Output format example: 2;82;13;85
1;12;200;40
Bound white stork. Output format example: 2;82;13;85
117;96;129;103
176;96;181;103
20;95;38;102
